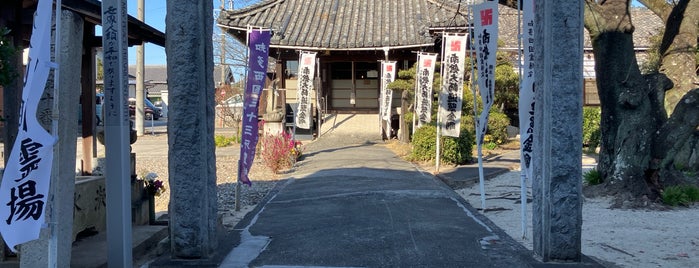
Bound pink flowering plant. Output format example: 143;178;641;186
260;130;304;173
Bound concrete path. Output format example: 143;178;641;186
219;116;540;267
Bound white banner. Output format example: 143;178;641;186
474;1;498;144
380;61;396;122
296;51;316;129
438;34;467;137
416;53;437;128
0;0;56;252
519;0;535;179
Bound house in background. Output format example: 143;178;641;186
96;64;234;117
496;5;663;106
218;0;469;116
218;0;664;138
123;65;234;102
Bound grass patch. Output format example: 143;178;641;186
583;169;602;185
662;185;699;206
215;135;239;147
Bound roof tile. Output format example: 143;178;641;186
217;0;468;50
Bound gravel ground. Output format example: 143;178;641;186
0;129;281;232
456;170;699;268
130;133;282;230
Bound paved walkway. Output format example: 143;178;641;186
215;114;601;267
219;132;535;267
61;114;601;267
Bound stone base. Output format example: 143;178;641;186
73;175;152;242
73;176;107;241
263;121;284;135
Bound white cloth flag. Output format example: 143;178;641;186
296;52;317;129
0;0;56;252
416;53;437;128
438;34;467;137
473;1;498;145
519;0;535;180
380;61;396;122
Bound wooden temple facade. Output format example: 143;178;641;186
217;0;469;115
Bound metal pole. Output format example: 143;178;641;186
517;0;527;240
477;142;486;210
136;0;145;136
436;36;447;174
412;53;419;137
316;57;321;138
467;4;487;211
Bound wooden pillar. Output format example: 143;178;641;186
80;25;96;175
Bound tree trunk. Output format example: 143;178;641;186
585;0;663;200
399;90;410;142
585;0;699;204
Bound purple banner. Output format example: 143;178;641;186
238;29;271;185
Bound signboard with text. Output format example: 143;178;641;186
238;29;271;185
416;53;437;128
438;34;467;137
0;0;56;251
296;52;316;129
473;1;498;144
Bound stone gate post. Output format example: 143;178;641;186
532;0;584;262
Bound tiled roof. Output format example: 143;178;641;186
217;0;469;50
629;8;664;48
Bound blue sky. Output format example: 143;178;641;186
126;0;644;65
124;0;243;65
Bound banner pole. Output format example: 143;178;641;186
236;26;252;212
412;53;419;137
378;60;383;137
477;142;486;210
468;3;487;211
435;34;447;174
517;0;528;240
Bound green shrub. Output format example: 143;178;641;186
484;142;497;150
583;107;601;151
583;169;602;185
410;122;474;165
486;111;510;145
461;114;475;136
215;135;239;147
410;125;438;162
662;185;699;206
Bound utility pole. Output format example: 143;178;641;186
221;33;226;85
136;0;145;135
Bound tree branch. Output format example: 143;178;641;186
637;0;673;21
583;0;604;38
497;0;518;9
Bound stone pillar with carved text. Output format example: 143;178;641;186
532;0;584;262
165;0;217;259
